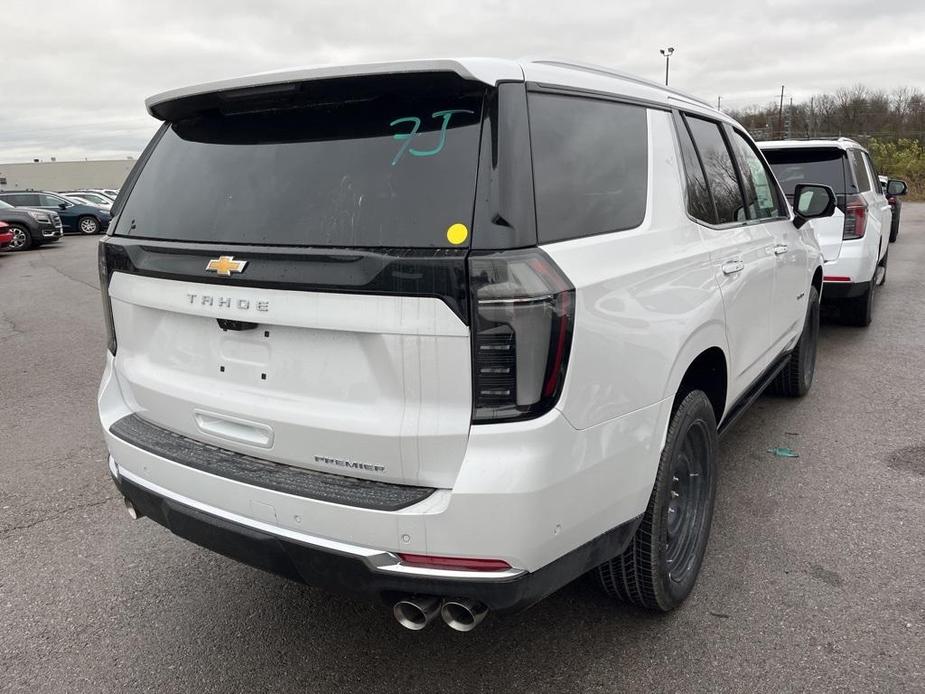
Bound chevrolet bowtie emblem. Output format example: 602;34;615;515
206;256;247;277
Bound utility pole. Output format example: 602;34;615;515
660;47;675;86
777;85;785;137
809;96;815;138
717;96;722;111
786;96;793;139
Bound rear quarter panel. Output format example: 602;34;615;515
542;109;729;431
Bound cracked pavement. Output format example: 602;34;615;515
1;215;923;693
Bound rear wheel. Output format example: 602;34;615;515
7;224;32;251
770;285;820;397
596;390;718;611
78;216;100;235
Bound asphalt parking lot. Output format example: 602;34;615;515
1;212;923;693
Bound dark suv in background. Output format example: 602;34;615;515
0;190;111;235
0;199;63;251
879;175;902;242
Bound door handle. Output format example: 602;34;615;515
774;244;789;256
721;260;745;275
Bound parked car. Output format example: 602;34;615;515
0;221;12;249
60;190;113;209
0;198;64;251
878;174;904;242
98;58;835;630
759;139;904;326
0;191;111;235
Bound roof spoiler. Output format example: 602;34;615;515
145;58;523;121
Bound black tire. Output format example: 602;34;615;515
770;285;820;397
78;216;101;235
596;390;718;611
6;224;32;251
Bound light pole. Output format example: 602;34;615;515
660;47;675;86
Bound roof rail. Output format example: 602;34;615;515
529;58;713;108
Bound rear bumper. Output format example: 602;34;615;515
111;458;639;613
821;237;877;300
99;352;666;608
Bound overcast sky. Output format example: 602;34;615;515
2;0;924;163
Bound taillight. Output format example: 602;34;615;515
843;194;867;240
98;241;118;355
468;248;574;423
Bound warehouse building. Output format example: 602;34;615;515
0;159;136;192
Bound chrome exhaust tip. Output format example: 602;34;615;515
123;497;139;520
393;596;442;631
440;598;488;632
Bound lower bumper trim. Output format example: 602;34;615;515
823;279;870;300
115;470;640;613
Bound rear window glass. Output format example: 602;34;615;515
529;93;647;243
115;82;485;247
674;115;716;224
763;147;847;197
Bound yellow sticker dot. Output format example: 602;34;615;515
446;223;469;245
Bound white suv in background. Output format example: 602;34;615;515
98;58;835;631
760;139;907;326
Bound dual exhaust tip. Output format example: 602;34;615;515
393;596;488;632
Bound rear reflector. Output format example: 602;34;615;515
397;553;512;572
824;276;852;282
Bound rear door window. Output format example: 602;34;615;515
3;193;40;206
848;149;872;192
115;81;485;247
728;129;781;220
528;93;648;243
685;115;745;225
862;152;881;191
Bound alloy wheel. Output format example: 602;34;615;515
665;419;711;584
9;227;27;250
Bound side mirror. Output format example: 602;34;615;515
58;202;68;209
886;179;907;196
792;183;836;229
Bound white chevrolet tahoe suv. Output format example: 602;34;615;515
98;58;836;631
759;139;907;326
